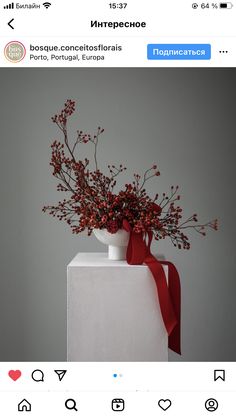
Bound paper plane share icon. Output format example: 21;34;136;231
54;370;67;381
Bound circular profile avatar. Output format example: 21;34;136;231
4;41;26;63
205;398;218;412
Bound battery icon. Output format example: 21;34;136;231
220;2;233;7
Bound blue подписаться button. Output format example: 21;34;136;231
147;44;211;60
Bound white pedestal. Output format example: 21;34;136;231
67;253;168;361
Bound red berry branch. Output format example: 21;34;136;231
42;100;218;249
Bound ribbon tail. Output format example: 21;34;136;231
123;220;181;355
145;254;178;338
162;261;181;355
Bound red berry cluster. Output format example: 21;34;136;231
51;99;75;125
43;101;218;250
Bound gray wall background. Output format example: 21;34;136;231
0;68;235;361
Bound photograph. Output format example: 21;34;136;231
0;67;235;362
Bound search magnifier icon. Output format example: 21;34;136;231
65;398;78;412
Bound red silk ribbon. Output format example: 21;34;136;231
123;219;181;355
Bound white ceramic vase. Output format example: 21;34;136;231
93;228;130;260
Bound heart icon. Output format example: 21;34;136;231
8;370;22;381
158;399;172;411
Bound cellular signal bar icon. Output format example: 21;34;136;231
4;2;14;8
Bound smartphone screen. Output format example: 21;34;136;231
0;1;235;417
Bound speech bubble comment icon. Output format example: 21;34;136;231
31;369;44;382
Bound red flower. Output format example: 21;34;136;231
43;100;218;249
151;203;162;215
107;220;119;234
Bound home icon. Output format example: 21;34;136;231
18;399;31;412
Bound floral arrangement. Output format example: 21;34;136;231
43;100;218;249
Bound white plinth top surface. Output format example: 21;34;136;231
68;252;165;267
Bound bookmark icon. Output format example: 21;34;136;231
214;370;225;381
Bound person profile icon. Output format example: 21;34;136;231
205;398;218;412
